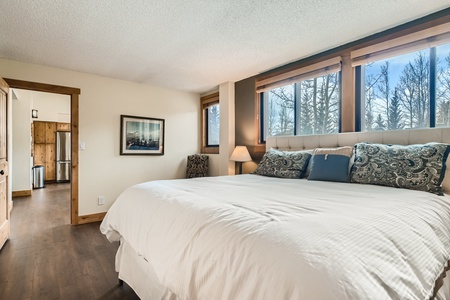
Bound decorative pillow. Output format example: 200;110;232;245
252;148;311;179
350;142;450;195
308;146;353;182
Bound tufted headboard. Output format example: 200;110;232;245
266;127;450;194
266;128;450;151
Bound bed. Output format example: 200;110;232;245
100;128;450;300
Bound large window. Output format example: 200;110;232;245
354;29;450;131
201;93;220;154
257;57;341;142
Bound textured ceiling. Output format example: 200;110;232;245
0;1;449;93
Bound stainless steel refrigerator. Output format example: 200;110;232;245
56;131;71;182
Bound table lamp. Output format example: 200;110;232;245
230;146;252;174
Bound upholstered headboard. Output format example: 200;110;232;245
266;128;450;151
266;127;450;194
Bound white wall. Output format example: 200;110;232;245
218;82;235;175
30;90;71;123
11;92;32;192
1;58;200;215
200;83;235;177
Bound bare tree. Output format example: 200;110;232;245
318;74;339;133
364;64;382;131
409;52;430;127
268;98;277;136
299;86;313;135
269;85;295;136
300;74;339;134
398;60;418;128
376;61;391;129
397;52;429;128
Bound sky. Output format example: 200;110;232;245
365;43;450;91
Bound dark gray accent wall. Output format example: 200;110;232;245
235;76;265;161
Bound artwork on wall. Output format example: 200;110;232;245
120;115;165;155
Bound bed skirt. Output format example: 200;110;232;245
116;238;178;300
116;238;450;300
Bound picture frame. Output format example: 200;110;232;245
120;115;165;155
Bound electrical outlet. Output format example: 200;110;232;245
98;196;105;205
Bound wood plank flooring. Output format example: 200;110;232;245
0;183;140;300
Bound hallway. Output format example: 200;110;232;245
0;184;139;299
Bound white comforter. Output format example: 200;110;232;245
100;175;450;300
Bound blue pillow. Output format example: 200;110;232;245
308;154;351;182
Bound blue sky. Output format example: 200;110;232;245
365;43;450;90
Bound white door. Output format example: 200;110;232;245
0;77;10;250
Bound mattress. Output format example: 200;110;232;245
101;175;450;299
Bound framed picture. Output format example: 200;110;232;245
120;115;165;155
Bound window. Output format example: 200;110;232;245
353;27;450;131
206;103;220;145
360;50;430;131
201;93;219;154
257;58;341;142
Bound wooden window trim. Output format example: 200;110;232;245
351;22;450;66
201;92;219;154
255;57;341;93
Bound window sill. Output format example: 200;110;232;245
201;147;219;154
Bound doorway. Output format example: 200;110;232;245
5;78;80;225
12;89;71;221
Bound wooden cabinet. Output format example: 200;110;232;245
45;122;57;143
33;121;58;182
57;123;70;132
34;144;46;165
45;144;56;181
34;121;46;144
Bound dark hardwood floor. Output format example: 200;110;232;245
0;183;140;300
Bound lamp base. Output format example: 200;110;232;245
237;162;243;174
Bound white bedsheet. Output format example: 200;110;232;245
100;175;450;300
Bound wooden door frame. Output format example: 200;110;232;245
5;78;81;225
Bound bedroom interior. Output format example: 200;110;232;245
1;1;450;299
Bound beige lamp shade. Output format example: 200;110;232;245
230;146;252;162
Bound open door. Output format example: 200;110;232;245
0;77;9;249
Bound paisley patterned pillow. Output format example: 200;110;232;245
350;142;450;195
253;148;311;179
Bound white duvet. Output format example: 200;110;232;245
100;175;450;300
